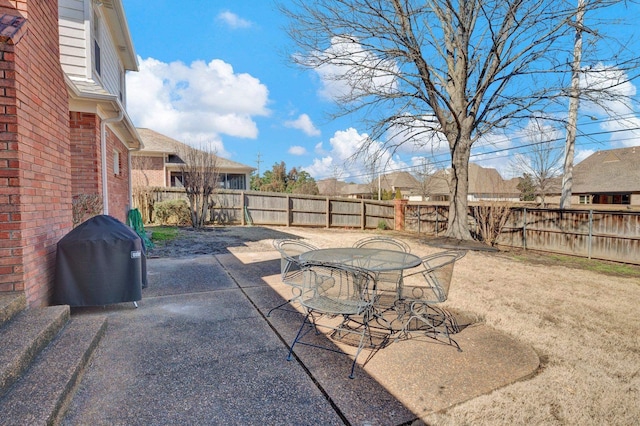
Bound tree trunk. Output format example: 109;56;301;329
446;140;473;241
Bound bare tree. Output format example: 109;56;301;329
280;0;639;240
177;145;220;228
131;155;156;223
510;119;564;206
413;157;438;201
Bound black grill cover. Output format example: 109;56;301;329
53;215;147;307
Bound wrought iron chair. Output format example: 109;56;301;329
352;236;411;305
396;250;466;350
287;262;377;379
352;236;411;253
267;239;320;317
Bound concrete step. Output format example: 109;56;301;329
0;292;26;328
0;314;107;425
0;305;70;398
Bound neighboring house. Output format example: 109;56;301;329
412;163;520;202
317;178;349;196
340;183;372;199
377;171;420;198
132;128;255;190
319;172;421;200
0;0;140;307
547;146;640;207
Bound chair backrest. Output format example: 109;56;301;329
272;239;319;286
298;262;376;316
401;250;466;303
352;236;411;253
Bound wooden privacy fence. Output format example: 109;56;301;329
146;188;640;265
405;204;640;265
151;189;395;230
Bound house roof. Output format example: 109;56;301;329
135;128;255;172
425;163;519;196
340;183;371;196
317;178;349;195
376;171;420;192
572;146;640;193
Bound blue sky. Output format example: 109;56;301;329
122;0;640;183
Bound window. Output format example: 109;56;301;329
592;193;631;205
223;174;247;190
93;10;101;76
579;195;591;204
170;172;185;187
113;151;120;176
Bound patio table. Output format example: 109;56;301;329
299;247;420;272
299;247;421;332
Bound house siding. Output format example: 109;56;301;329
59;0;88;78
0;1;73;307
98;20;124;98
59;0;124;99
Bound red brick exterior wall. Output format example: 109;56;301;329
0;1;73;306
132;155;165;187
69;113;131;223
106;127;130;222
70;112;101;197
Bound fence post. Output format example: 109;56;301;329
417;205;421;234
394;199;408;231
286;194;291;227
326;197;330;228
588;209;593;259
361;200;366;230
435;206;439;236
523;207;527;250
241;192;246;226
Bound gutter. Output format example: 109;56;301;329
101;111;124;215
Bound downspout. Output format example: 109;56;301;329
128;145;140;212
100;112;124;215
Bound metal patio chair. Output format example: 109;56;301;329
352;236;411;305
267;239;320;317
287;262;377;379
395;250;467;350
352;236;411;253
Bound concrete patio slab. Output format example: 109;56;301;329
62;251;539;425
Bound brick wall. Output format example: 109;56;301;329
69;113;131;223
0;1;73;306
132;155;165;187
70;112;101;197
0;22;22;295
106;127;130;222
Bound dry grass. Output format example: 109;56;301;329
273;227;640;425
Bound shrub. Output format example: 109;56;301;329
377;220;389;230
72;194;102;227
153;199;191;226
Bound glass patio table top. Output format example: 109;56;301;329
299;247;421;272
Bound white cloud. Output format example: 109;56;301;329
127;57;270;156
581;64;640;146
216;11;252;29
314;142;326;155
288;145;307;155
311;36;398;101
303;127;408;181
284;114;321;136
